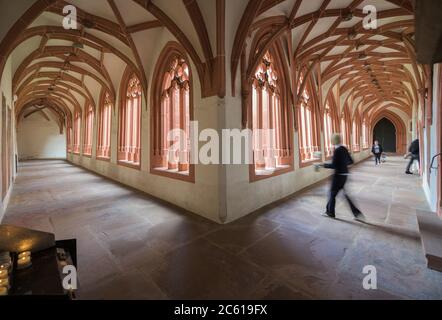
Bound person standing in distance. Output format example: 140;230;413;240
371;140;383;166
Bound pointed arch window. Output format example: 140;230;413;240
151;44;196;182
341;105;351;148
67;124;72;153
323;94;339;158
362;118;369;149
152;56;191;177
323;103;334;158
83;104;94;157
352;113;361;153
341;116;348;147
297;73;320;163
73;110;81;154
97;91;112;160
118;72;142;167
251;51;292;177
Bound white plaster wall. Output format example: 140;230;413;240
423;64;440;212
17;113;67;160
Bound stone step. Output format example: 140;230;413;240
417;210;442;272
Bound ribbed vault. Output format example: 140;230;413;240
0;0;426;139
1;0;226;133
231;0;423;129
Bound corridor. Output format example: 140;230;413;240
3;157;442;300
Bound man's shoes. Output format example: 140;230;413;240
405;171;413;175
322;212;336;219
354;212;366;222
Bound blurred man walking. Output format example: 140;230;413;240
319;134;365;221
405;139;420;175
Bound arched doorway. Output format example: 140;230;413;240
373;118;397;152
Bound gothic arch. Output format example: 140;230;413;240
323;91;340;157
341;102;352;148
96;88;113;160
117;67;143;168
242;35;293;129
297;67;321;165
323;91;340;131
371;110;407;154
150;41;195;183
247;44;294;181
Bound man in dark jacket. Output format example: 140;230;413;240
320;134;364;220
405;139;420;174
371;140;383;165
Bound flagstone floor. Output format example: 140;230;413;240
3;157;442;299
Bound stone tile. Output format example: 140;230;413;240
77;270;167;300
204;218;280;255
240;225;350;297
249;276;314;300
336;228;442;299
139;218;218;255
386;204;418;230
150;239;267;299
3;158;442;300
322;279;403;300
77;253;121;290
94;223;166;274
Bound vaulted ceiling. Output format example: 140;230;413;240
232;0;421;123
1;0;423;131
3;0;223;130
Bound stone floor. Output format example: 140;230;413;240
3;157;442;299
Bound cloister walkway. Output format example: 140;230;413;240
3;157;442;299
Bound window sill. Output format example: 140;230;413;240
250;164;293;182
118;160;141;170
299;159;321;168
154;167;190;176
151;167;195;183
255;165;290;176
96;156;111;162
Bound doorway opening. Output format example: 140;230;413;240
17;108;67;161
373;118;397;153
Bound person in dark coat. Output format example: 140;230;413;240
319;134;365;221
371;140;383;165
405;139;420;174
